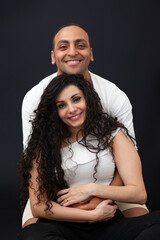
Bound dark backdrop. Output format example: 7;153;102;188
1;1;160;239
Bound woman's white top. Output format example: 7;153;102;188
61;129;120;187
22;128;148;226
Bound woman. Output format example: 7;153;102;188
18;74;160;240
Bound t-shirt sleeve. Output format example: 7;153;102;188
22;92;35;149
21;74;55;149
21;87;43;149
110;127;121;142
109;86;135;138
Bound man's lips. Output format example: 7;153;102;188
68;113;82;121
64;58;83;66
65;60;81;66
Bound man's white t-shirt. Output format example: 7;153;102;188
22;71;134;148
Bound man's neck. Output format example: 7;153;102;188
56;70;92;84
83;71;93;87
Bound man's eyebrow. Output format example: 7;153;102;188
57;39;87;46
57;40;69;45
75;39;87;43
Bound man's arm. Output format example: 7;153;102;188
22;74;56;149
91;73;135;138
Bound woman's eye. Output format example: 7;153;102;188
73;97;81;102
57;103;65;109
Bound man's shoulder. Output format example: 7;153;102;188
90;72;125;97
90;72;116;87
90;71;130;113
23;72;57;104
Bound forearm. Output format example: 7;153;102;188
32;200;95;223
91;183;146;204
74;170;123;211
29;165;94;223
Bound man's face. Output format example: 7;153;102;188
51;26;94;80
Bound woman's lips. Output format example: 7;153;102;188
68;113;82;121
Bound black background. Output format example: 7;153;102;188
1;1;160;239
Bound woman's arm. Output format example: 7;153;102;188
57;130;147;206
71;169;123;210
29;161;117;223
110;168;123;186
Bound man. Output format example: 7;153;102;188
21;23;148;228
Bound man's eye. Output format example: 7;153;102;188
57;103;65;109
59;45;67;50
73;97;81;102
77;44;85;49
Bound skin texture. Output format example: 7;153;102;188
27;84;147;224
51;25;94;81
22;170;122;228
29;159;118;223
22;25;149;227
22;170;147;228
57;130;147;208
28;129;146;223
56;85;86;137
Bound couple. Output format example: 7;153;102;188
18;24;160;239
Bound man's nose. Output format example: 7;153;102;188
68;45;77;56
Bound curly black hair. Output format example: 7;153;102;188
18;74;134;212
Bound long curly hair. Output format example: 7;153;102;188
18;74;134;212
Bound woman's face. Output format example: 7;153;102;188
55;84;86;134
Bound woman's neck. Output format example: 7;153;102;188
62;130;83;147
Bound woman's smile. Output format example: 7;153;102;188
56;85;86;134
68;112;82;121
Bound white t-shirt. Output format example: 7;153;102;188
22;72;135;148
61;130;120;187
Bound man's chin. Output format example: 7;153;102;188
57;67;85;76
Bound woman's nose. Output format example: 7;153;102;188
68;103;76;113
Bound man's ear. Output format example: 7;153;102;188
90;48;94;62
51;50;56;64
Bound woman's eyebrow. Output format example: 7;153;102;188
56;100;64;104
71;93;80;99
56;93;81;103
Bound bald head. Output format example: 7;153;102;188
50;23;94;81
52;23;91;50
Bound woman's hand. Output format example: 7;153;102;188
71;197;104;210
90;199;118;223
57;183;94;206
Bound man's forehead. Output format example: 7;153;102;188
54;26;89;44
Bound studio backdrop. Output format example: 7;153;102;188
1;1;160;239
